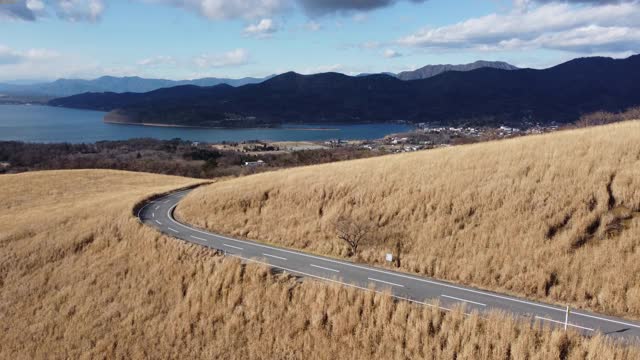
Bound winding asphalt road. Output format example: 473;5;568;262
138;189;640;340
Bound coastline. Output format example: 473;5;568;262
104;119;341;131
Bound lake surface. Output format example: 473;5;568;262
0;105;412;143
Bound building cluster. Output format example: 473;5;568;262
243;160;266;167
417;123;561;139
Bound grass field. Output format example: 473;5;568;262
1;170;639;358
177;121;640;319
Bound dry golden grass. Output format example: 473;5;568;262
178;121;640;319
2;170;639;358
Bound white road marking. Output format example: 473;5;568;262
168;228;179;233
155;220;162;225
570;312;640;330
155;206;159;210
310;264;340;273
190;235;207;241
368;277;405;288
227;254;453;312
223;243;244;250
136;202;152;221
263;253;287;261
441;295;486;307
535;316;594;332
162;200;640;331
152;213;155;218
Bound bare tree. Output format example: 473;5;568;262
334;215;369;257
394;239;404;268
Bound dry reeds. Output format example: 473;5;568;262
1;169;639;358
177;121;640;319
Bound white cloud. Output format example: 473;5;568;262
26;0;46;11
0;47;24;65
397;1;640;54
0;45;254;81
194;49;250;68
0;44;103;81
352;13;367;23
496;25;640;53
3;0;428;25
137;56;177;66
244;18;278;37
383;49;402;58
361;41;380;49
0;0;105;22
56;0;105;22
0;45;59;65
300;64;343;74
144;0;288;20
305;20;321;31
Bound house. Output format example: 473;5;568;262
243;160;266;167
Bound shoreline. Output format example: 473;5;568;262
103;120;342;131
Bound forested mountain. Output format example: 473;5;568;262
50;55;640;128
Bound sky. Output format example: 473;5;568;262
1;0;639;81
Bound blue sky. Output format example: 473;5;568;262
1;0;639;81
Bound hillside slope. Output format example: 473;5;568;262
177;121;640;318
3;170;637;358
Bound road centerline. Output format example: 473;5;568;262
263;253;287;261
310;264;340;273
368;277;404;288
441;294;486;307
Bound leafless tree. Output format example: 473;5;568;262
394;239;404;268
334;215;369;257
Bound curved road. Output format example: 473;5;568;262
139;189;640;340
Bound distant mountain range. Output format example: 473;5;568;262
396;60;519;81
0;61;517;98
0;75;273;97
49;55;640;128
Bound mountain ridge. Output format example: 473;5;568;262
397;60;519;80
0;75;274;97
49;54;640;128
0;61;519;97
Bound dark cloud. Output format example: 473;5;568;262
298;0;427;15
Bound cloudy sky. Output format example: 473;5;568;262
1;0;639;81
